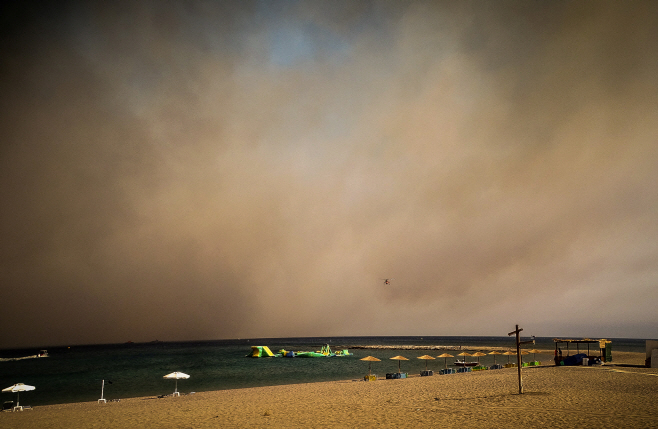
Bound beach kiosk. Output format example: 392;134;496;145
553;338;611;366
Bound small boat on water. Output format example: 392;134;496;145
454;360;478;367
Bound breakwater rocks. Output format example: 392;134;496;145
348;345;511;352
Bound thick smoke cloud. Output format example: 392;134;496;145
1;1;657;348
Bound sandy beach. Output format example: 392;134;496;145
2;351;656;428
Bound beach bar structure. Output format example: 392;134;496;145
553;338;611;365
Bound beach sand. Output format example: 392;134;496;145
2;351;656;428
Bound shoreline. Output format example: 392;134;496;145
2;352;655;428
3;351;648;404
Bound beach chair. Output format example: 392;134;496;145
3;401;13;411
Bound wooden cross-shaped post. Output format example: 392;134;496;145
508;324;535;394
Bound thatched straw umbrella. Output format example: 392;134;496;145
456;351;471;364
519;350;530;365
390;355;409;373
437;353;454;370
471;352;487;365
527;349;541;362
417;355;435;371
360;356;381;375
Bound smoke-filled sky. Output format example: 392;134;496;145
1;1;657;349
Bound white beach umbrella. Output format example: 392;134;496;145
2;383;35;407
163;372;190;394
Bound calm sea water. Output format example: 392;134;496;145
0;336;646;406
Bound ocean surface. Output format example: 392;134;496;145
1;336;647;406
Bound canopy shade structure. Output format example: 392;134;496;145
554;338;612;363
553;338;611;349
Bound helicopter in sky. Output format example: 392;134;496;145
381;278;392;285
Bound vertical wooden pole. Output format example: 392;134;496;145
515;325;523;394
508;325;531;395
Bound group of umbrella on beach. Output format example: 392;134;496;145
3;371;192;411
5;351;545;409
360;349;544;375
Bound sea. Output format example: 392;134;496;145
0;336;647;406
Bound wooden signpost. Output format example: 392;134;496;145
507;325;535;394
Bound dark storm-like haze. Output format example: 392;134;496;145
1;1;657;349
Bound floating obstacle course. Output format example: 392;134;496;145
247;344;352;358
